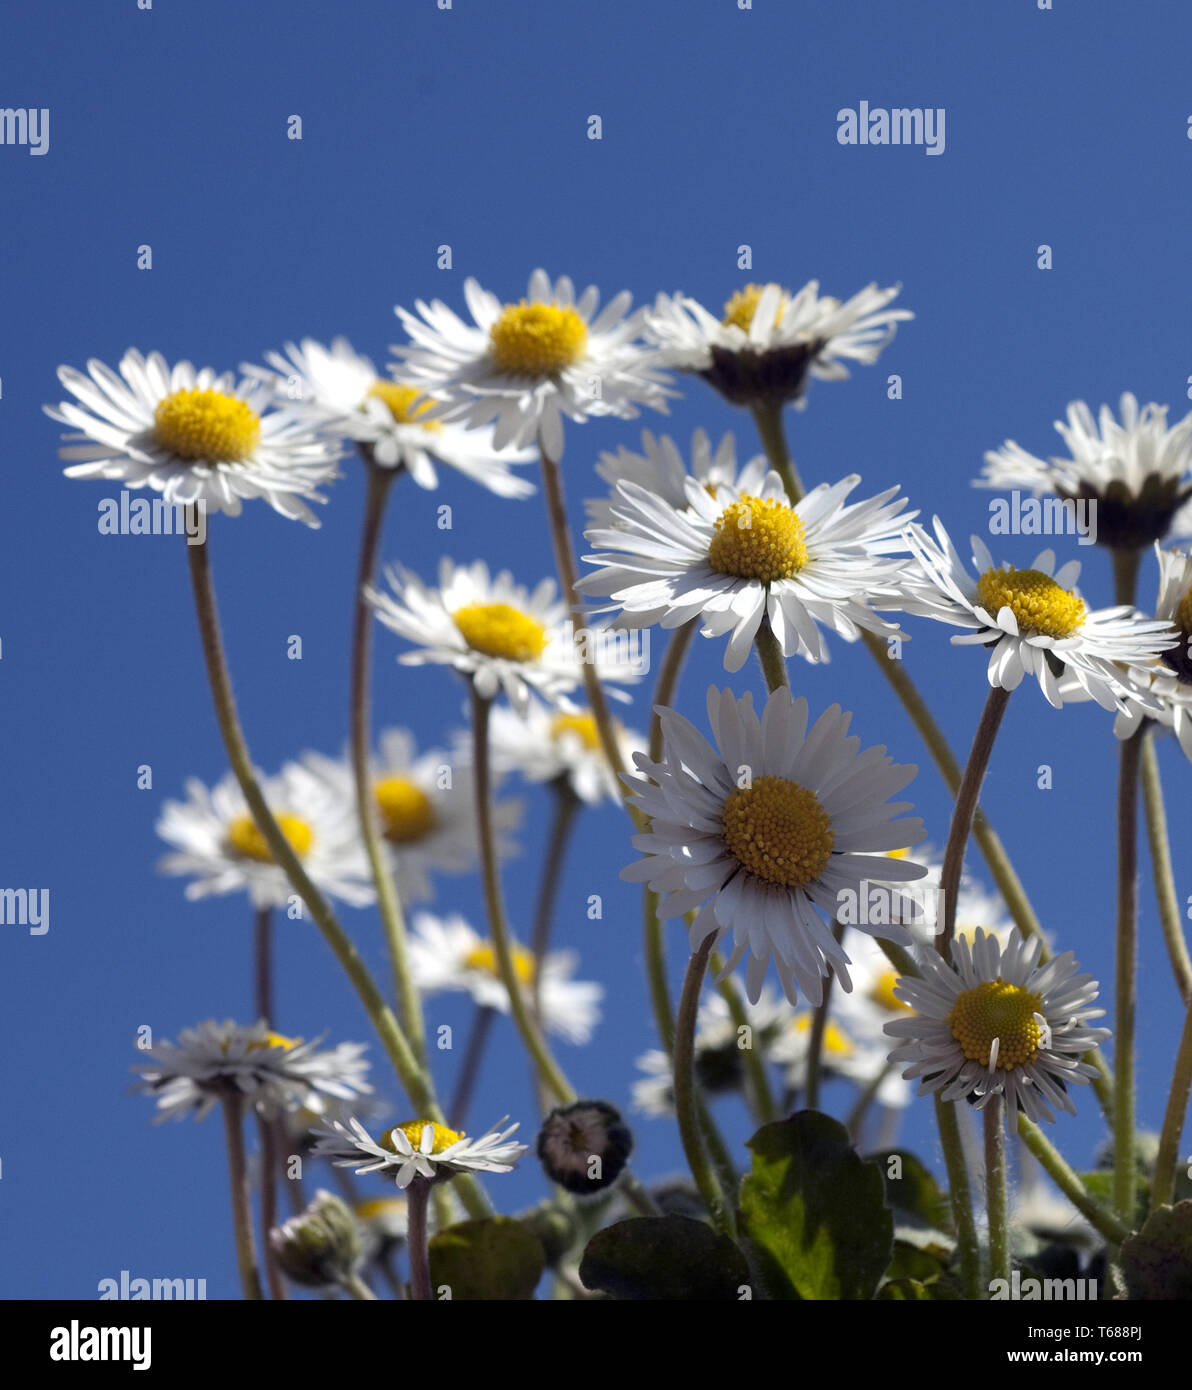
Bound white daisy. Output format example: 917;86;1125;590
134;1020;371;1122
391;268;675;459
487;695;645;805
365;557;636;713
407;912;602;1045
1115;545;1192;759
301;730;521;904
156;762;375;910
579;470;912;672
242;336;535;496
885;929;1110;1129
899;519;1176;712
46;349;342;526
647;279;911;407
977;393;1192;547
315;1115;526;1188
584;428;769;530
622;685;928;1005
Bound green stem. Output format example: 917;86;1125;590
674;934;735;1238
754;617;790;691
1140;733;1192;1003
221;1094;263;1300
806;922;846;1110
185;537;488;1221
1018;1118;1132;1244
350;459;427;1063
936;1095;982;1299
343;1272;378;1301
750;402;804;501
984;1096;1009;1288
846;1063;896;1143
530;781;581;979
711;956;777;1125
1152;999;1192;1210
1114;726;1143;1224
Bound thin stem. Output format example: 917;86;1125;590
711;956;777;1125
449;1005;496;1130
530;781;581;975
1018;1118;1132;1244
939;685;1013;961
1114;726;1144;1223
1140;733;1192;1003
185;537;488;1221
343;1273;378;1301
754;617;790;692
935;1096;981;1299
257;1114;287;1300
221;1094;263;1301
750;402;804;501
350;460;426;1062
846;1063;896;1145
253;907;273;1025
470;686;575;1104
984;1097;1009;1287
806;922;846;1110
674;934;735;1238
1152;999;1192;1210
407;1180;432;1302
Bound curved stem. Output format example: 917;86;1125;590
806;922;846;1110
349;460;426;1063
1018;1118;1131;1244
530;781;581;976
221;1094;263;1300
674;934;735;1238
711;956;777;1125
449;1005;496;1130
750;402;804;501
407;1180;432;1302
938;685;1012;961
846;1063;896;1144
1140;733;1192;1003
935;1096;981;1299
1152;999;1192;1210
185;537;488;1221
1114;726;1143;1223
257;1112;286;1300
984;1096;1009;1288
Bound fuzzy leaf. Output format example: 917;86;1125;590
578;1215;749;1300
428;1217;545;1301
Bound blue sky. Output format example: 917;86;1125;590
2;0;1191;1297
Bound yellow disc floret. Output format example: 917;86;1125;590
947;979;1044;1071
453;602;548;662
226;813;314;864
721;776;834;887
489;302;588;376
153;388;261;462
870;969;912;1014
374;777;436;845
722;283;789;333
366;380;442;429
550;711;602;752
792;1013;853;1056
708;495;808;582
247;1030;302;1052
975;567;1086;639
464;940;536;987
382;1120;465;1156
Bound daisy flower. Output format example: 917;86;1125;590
134;1020;371;1122
899;519;1176;711
885;928;1109;1129
579;470;912;672
301;730;521;904
487;695;645;805
977;393;1192;548
156;762;375;910
315;1116;526;1188
391;268;675;460
647;279;911;408
46;349;342;526
366;557;638;713
584;428;769;530
242;336;535;496
1115;545;1192;759
407;912;602;1045
622;685;928;1004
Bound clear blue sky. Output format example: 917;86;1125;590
2;0;1191;1297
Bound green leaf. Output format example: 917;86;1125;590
1081;1169;1150;1232
578;1215;750;1300
428;1217;546;1300
1121;1201;1192;1300
738;1111;894;1300
874;1149;953;1235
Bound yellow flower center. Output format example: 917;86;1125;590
488;302;588;376
947;979;1045;1071
453;602;548;662
247;1030;302;1052
354;1197;406;1221
374;777;436;845
793;1013;853;1056
708;495;808;582
550;711;602;752
225;813;314;864
464;941;537;987
721;776;835;887
975;567;1086;639
1176;584;1192;638
870;969;912;1013
886;847;910;860
722;283;789;332
382;1120;465;1156
366;380;441;429
152;388;261;462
